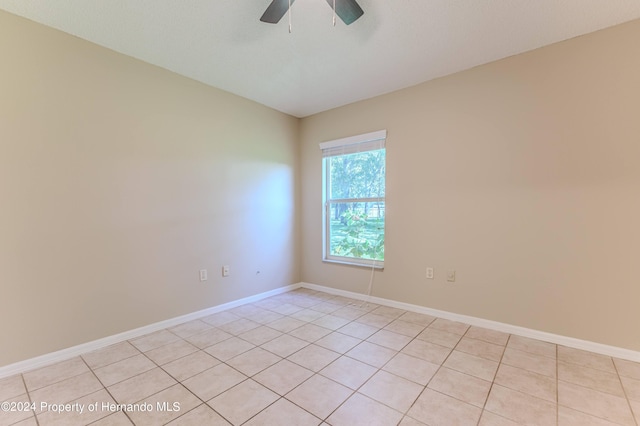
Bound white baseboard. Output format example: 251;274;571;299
0;283;300;379
3;280;637;380
300;282;640;363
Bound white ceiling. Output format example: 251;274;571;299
2;1;639;117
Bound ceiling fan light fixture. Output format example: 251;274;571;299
259;0;364;28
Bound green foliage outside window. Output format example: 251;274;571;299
326;149;385;263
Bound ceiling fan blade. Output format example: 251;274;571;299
260;0;296;24
325;0;364;25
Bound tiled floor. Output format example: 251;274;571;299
1;288;639;426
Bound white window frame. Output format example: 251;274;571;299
320;130;386;268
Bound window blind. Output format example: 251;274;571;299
319;130;386;157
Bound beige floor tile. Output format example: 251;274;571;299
269;302;304;316
416;327;462;348
367;330;412;351
200;311;241;327
23;357;90;391
253;359;313;395
0;374;26;401
494;364;556;402
332;306;369;321
30;371;103;409
244;309;285;325
254;297;288;310
229;304;270;318
16;289;640;426
444;350;499;381
359;370;424;413
485;384;557;426
243;398;321;426
162;350;220;382
338;322;379;340
356;313;394;328
204;336;255;361
384;320;425;338
558;406;622;426
465;326;509;346
614;358;640;380
129;330;181;352
36;388;115;426
315;332;361;354
286;344;341;372
144;339;198;365
328;296;362;307
182;363;246;401
290;309;326;323
168;320;213;339
428;367;491;408
477;411;519;425
266;316;306;333
630;399;640;423
558;361;624;397
238;325;282;346
126;384;200;426
327;393;403;426
408;388;481;426
289;323;333;342
166;403;230;425
226;347;281;376
312;314;351;331
309;301;343;314
261;334;309;358
218;318;261;335
507;335;556;359
397;312;436;327
295;297;326;308
455;337;505;362
428;318;470;336
371;306;406;319
621;375;640;401
184;328;233;349
93;354;156;387
320;356;377;390
285;374;352;419
107;367;176;404
345;341;397;368
383;353;439;386
82;342;140;370
401;339;451;365
208;380;279;425
0;394;33;425
399;416;428;426
90;411;134;425
501;347;557;378
11;416;39;426
558;381;635;425
558;346;615;373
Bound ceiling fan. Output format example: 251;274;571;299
260;0;364;26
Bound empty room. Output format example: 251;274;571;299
1;1;639;425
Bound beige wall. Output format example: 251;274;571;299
300;20;640;351
2;9;639;368
0;11;300;366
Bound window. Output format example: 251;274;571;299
320;130;386;268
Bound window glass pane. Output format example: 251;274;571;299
328;202;385;261
328;149;385;200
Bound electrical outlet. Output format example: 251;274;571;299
426;267;434;279
447;270;456;282
199;269;207;282
222;265;230;277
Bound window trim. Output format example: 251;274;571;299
320;130;386;269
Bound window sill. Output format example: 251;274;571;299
323;258;384;270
